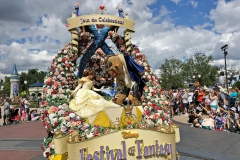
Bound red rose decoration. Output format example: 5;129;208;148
45;152;50;157
51;90;57;94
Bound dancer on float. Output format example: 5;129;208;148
69;70;120;118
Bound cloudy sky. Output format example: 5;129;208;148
0;0;239;79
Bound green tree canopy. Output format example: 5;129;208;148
159;53;219;89
0;68;47;98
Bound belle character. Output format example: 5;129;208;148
69;70;120;118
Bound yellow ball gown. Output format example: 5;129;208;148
69;77;120;118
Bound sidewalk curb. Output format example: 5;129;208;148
0;138;43;141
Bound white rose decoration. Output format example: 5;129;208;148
69;113;76;118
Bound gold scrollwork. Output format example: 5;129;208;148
121;131;139;139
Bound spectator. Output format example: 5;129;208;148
209;91;218;112
181;90;188;115
235;110;240;133
188;110;196;124
196;103;204;114
237;101;240;114
187;89;194;105
192;112;203;128
237;86;240;104
227;107;238;132
197;88;204;106
24;98;31;121
30;110;40;121
2;98;10;125
215;88;228;109
229;86;238;107
19;101;25;117
201;114;216;130
204;90;210;105
38;96;42;107
21;108;26;122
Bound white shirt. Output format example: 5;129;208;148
188;92;193;103
24;100;29;109
182;93;188;103
210;95;218;106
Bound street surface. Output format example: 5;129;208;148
0;115;239;160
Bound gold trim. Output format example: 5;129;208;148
121;131;139;139
67;14;135;32
68;127;175;144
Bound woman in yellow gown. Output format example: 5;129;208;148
69;70;120;118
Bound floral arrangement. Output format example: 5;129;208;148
41;30;170;158
84;48;114;87
41;32;113;158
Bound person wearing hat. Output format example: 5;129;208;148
226;107;238;132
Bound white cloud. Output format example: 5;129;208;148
0;0;239;81
170;0;181;4
209;0;240;33
188;0;198;8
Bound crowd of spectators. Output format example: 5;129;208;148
167;84;240;133
0;97;40;126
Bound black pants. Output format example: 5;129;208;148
26;108;30;121
0;108;2;119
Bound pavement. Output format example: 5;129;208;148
1;107;240;160
0;120;46;160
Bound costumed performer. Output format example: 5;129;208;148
116;5;124;18
73;3;80;16
69;70;120;118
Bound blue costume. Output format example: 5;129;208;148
124;55;145;96
78;25;114;78
118;8;124;18
75;5;79;16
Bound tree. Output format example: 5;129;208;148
159;58;184;89
0;69;47;98
19;69;47;93
232;81;240;88
188;53;219;87
1;76;11;97
159;53;219;89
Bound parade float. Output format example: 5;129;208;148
41;4;180;160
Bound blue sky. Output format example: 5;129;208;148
149;0;215;28
0;0;240;78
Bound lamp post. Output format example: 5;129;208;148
221;44;228;93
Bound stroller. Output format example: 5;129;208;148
9;108;21;124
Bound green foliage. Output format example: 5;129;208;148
0;69;47;98
10;101;39;108
0;76;11;97
232;81;240;88
19;68;47;93
159;53;219;89
159;58;184;89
